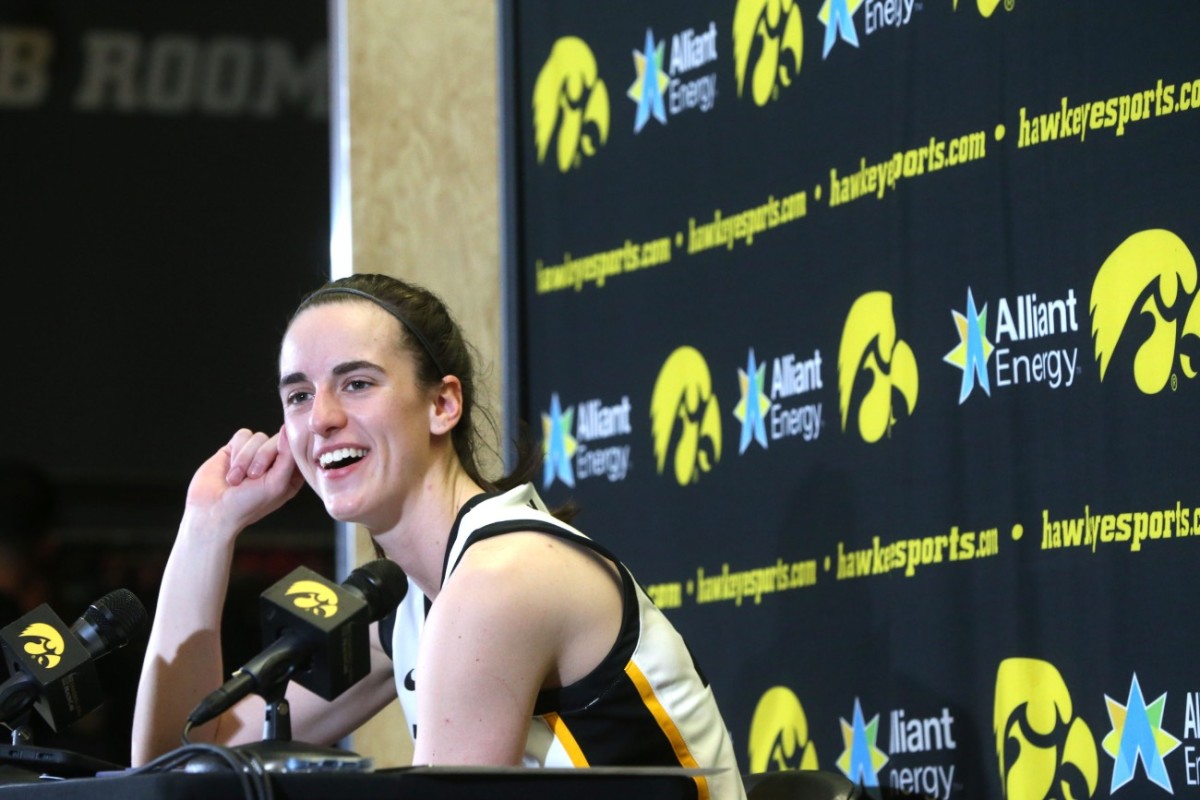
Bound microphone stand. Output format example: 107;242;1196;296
0;713;42;785
261;679;292;742
225;679;373;773
0;708;124;783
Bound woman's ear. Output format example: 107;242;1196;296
430;376;464;435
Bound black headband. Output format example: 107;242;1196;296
301;286;449;377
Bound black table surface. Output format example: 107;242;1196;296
0;765;709;800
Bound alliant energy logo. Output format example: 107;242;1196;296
944;286;1082;403
542;392;577;488
1182;688;1200;788
285;580;339;618
837;292;918;443
748;686;819;772
818;0;918;60
541;392;633;489
993;658;1098;800
943;288;994;403
650;346;722;486
732;0;802;106
836;698;889;790
734;347;823;453
532;37;610;172
884;706;960;800
818;0;862;58
627;22;718;131
1102;674;1181;793
572;395;633;483
626;29;668;132
19;622;65;669
1091;229;1200;395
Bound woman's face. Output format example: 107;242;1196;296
279;301;435;529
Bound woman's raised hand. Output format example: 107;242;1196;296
185;427;306;534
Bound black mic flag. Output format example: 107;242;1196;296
0;589;148;731
188;559;406;729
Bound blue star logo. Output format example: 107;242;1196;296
541;393;576;489
1102;673;1181;793
819;0;863;59
943;288;994;404
733;348;772;454
836;698;888;788
627;28;668;132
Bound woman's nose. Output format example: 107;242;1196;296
308;388;347;436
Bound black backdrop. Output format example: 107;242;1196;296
0;1;331;763
2;1;331;486
505;2;1200;797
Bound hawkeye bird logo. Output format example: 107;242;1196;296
286;580;339;618
993;658;1098;800
1091;229;1200;395
732;0;803;106
953;0;1013;18
650;346;722;486
748;686;819;773
838;292;918;443
533;37;610;172
19;623;65;669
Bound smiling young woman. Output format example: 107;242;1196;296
131;274;746;800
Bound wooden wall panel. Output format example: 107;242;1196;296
341;0;500;767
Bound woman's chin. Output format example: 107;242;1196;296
321;494;365;524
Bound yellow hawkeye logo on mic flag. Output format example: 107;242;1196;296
286;580;339;618
19;622;65;669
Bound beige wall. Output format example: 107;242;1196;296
339;0;501;766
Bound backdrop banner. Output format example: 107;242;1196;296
505;2;1200;797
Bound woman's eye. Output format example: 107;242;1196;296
285;390;311;406
346;379;371;392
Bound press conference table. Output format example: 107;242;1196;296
0;765;704;799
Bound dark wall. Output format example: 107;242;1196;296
0;0;334;764
2;1;331;484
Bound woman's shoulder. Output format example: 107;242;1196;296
447;528;615;610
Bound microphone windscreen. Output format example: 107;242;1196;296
72;589;148;659
343;559;407;621
84;589;148;645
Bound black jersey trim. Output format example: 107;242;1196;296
378;609;396;660
538;673;698;777
448;518;642;716
438;491;495;588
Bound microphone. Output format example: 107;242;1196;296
0;589;148;730
187;559;406;730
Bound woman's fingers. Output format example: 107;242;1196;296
265;428;306;499
225;429;272;485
